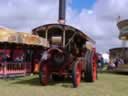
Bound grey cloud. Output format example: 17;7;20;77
0;0;127;53
91;0;128;52
66;0;128;53
0;0;58;31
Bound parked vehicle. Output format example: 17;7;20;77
33;24;97;87
32;0;97;88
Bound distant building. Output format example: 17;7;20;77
117;19;128;40
109;47;128;64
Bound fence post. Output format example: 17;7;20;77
3;43;7;79
3;62;7;79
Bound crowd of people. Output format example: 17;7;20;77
96;54;125;72
108;57;124;70
97;55;105;72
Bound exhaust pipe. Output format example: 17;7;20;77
58;0;66;24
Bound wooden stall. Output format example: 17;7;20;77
0;28;49;78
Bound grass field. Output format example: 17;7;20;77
0;73;128;96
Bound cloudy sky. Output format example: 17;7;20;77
0;0;128;53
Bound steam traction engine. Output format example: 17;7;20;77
32;0;97;88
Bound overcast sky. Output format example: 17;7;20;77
0;0;128;53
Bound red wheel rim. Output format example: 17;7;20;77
92;53;97;81
75;63;82;86
41;65;49;85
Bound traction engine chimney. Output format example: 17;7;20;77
58;0;66;24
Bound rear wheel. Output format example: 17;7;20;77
72;60;82;88
39;64;49;85
84;50;97;82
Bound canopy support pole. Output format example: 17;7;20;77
63;30;66;47
45;29;48;39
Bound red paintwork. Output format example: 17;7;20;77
39;45;97;87
75;62;82;86
0;47;34;77
13;48;24;60
41;64;49;85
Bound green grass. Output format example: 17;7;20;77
0;73;128;96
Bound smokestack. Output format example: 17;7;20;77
58;0;66;24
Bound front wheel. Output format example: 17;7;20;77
72;60;82;88
39;64;49;85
